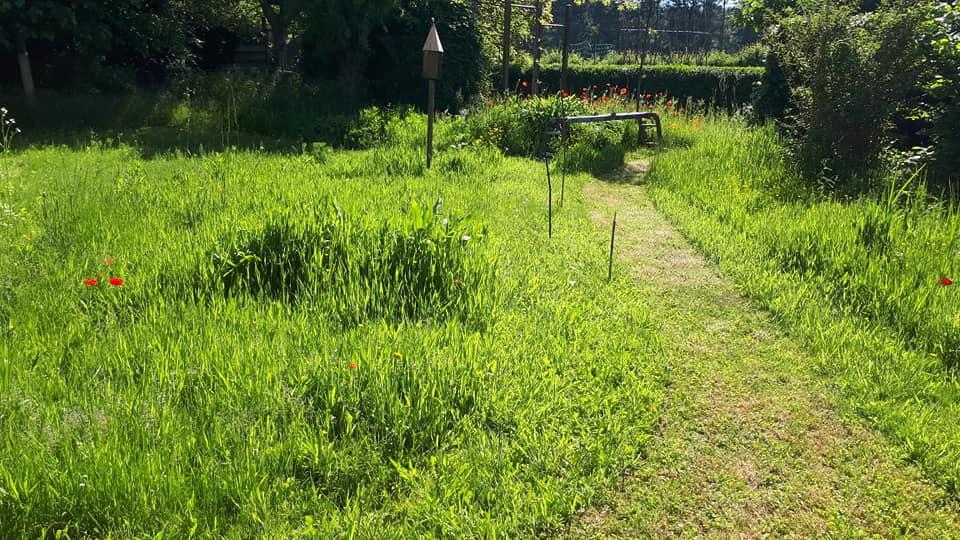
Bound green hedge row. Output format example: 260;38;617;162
510;64;764;108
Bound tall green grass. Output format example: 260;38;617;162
644;114;960;492
0;117;663;536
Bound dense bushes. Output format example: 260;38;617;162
511;64;762;108
466;95;639;174
769;1;922;184
751;0;959;191
917;1;960;186
365;0;485;112
540;44;768;68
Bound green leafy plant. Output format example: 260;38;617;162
0;107;20;152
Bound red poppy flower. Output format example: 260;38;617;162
84;278;98;287
108;277;124;287
645;93;653;100
103;257;114;266
620;88;628;95
941;277;954;286
348;362;358;369
521;80;528;87
561;89;569;97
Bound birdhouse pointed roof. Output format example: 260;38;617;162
422;19;444;53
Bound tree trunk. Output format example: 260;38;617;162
14;32;36;103
260;0;291;71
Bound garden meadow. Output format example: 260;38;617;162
2;0;960;537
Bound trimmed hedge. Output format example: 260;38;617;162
511;64;764;108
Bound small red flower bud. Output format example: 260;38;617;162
941;277;954;286
84;279;98;287
109;277;124;287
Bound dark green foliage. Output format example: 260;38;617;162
466;95;640;174
512;65;763;108
365;0;485;112
0;0;204;90
467;96;589;157
208;201;494;326
299;0;398;80
918;1;960;187
772;1;923;184
751;50;790;121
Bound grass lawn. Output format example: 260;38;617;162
644;113;960;495
3;102;960;537
0;119;663;537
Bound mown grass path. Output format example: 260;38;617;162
566;162;960;538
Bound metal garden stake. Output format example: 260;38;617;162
608;212;617;281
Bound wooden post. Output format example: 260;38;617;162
635;0;658;112
720;0;727;51
635;3;643;111
426;79;436;168
559;124;566;208
502;0;512;94
531;0;542;96
561;3;571;93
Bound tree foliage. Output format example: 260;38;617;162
917;1;960;183
770;0;924;183
0;0;235;88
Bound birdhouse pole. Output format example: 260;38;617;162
422;19;444;169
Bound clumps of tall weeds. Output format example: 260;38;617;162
203;199;495;327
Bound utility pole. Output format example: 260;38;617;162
720;0;727;51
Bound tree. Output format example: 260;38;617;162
771;0;924;183
0;0;199;94
917;1;960;184
259;0;306;71
0;1;75;99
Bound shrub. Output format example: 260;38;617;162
772;1;923;184
559;121;633;174
364;0;486;112
467;96;589;157
751;49;790;122
510;64;763;108
917;1;960;187
466;95;641;174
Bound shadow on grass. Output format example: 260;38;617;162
15;126;338;159
590;134;695;185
